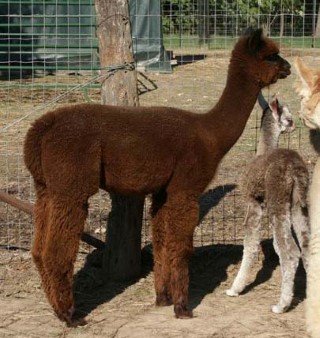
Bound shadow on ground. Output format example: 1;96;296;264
74;238;306;320
73;184;237;318
198;184;236;223
174;54;206;66
239;238;306;311
73;245;154;320
73;184;306;321
188;238;305;312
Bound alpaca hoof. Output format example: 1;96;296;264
156;293;173;307
226;289;239;297
174;304;193;319
156;298;173;307
66;316;87;328
56;307;87;327
271;304;287;314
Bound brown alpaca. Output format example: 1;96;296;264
23;29;290;325
226;93;309;313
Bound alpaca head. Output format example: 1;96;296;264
268;96;295;133
231;28;291;88
294;57;320;129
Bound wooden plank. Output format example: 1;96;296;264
0;191;33;215
0;190;104;250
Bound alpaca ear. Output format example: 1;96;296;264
269;97;281;121
294;57;315;96
246;28;265;53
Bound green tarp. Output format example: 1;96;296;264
0;0;171;75
130;1;171;72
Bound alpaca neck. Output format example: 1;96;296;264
205;62;261;156
256;112;281;156
257;109;281;156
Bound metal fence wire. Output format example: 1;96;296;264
0;0;319;252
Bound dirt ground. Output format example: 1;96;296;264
1;48;320;337
0;242;307;338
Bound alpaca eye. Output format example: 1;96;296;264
265;54;279;62
286;119;293;127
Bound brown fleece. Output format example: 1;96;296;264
24;28;291;324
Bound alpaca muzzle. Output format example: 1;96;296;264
278;58;291;79
300;114;319;130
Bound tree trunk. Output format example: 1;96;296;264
95;0;139;106
105;193;145;281
94;0;144;281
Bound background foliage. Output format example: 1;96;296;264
162;0;319;37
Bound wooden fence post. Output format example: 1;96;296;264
94;0;145;281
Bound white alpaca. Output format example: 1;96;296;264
226;92;310;314
294;57;320;338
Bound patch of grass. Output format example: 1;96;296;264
164;34;320;50
273;36;320;49
163;34;236;49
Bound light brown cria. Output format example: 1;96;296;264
226;93;309;314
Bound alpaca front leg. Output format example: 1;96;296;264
152;222;172;306
168;241;193;318
154;258;172;306
226;200;263;297
42;197;87;326
271;215;300;314
164;197;198;319
152;191;172;307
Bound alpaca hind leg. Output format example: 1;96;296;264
291;205;310;271
226;199;263;296
271;213;300;313
151;190;172;306
162;193;199;318
42;196;88;325
32;189;53;299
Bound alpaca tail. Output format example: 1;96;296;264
291;161;309;209
24;112;55;185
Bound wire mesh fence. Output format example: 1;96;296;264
0;0;319;253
